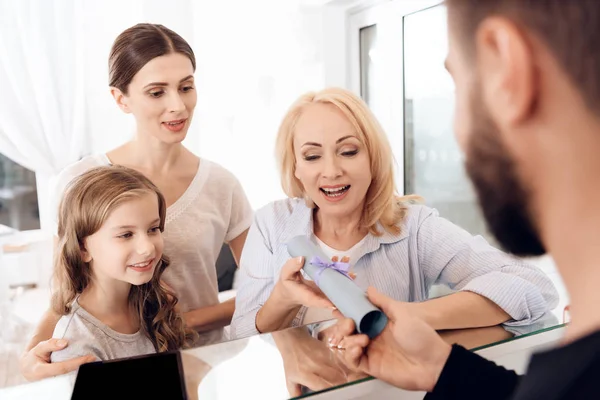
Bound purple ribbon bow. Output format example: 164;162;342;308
309;256;352;286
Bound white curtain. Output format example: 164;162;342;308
0;0;88;230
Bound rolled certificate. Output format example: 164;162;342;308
287;235;388;339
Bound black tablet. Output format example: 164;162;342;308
71;351;187;400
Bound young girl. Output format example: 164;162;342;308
22;22;253;382
50;166;195;364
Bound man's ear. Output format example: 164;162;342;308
477;17;536;129
110;87;131;114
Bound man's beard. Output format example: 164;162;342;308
464;86;546;256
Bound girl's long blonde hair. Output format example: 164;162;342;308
275;87;421;236
51;165;196;351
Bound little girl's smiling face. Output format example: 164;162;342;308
82;192;164;286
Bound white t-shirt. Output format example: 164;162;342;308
51;299;156;363
313;235;368;267
50;154;254;346
302;234;368;325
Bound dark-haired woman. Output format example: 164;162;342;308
20;23;253;380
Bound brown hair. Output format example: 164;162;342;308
275;87;421;236
109;23;196;94
446;0;600;112
51;165;196;352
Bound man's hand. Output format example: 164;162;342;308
330;287;452;392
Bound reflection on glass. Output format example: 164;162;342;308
0;314;562;397
403;5;494;243
179;314;560;400
272;327;369;397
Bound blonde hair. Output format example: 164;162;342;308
51;165;196;351
275;87;421;236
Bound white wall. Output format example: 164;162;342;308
190;2;327;210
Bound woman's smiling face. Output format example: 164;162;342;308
293;103;372;218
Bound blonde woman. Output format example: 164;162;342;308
50;166;195;366
230;87;558;339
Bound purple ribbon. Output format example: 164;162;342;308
309;256;352;285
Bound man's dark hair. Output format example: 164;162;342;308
446;0;600;112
